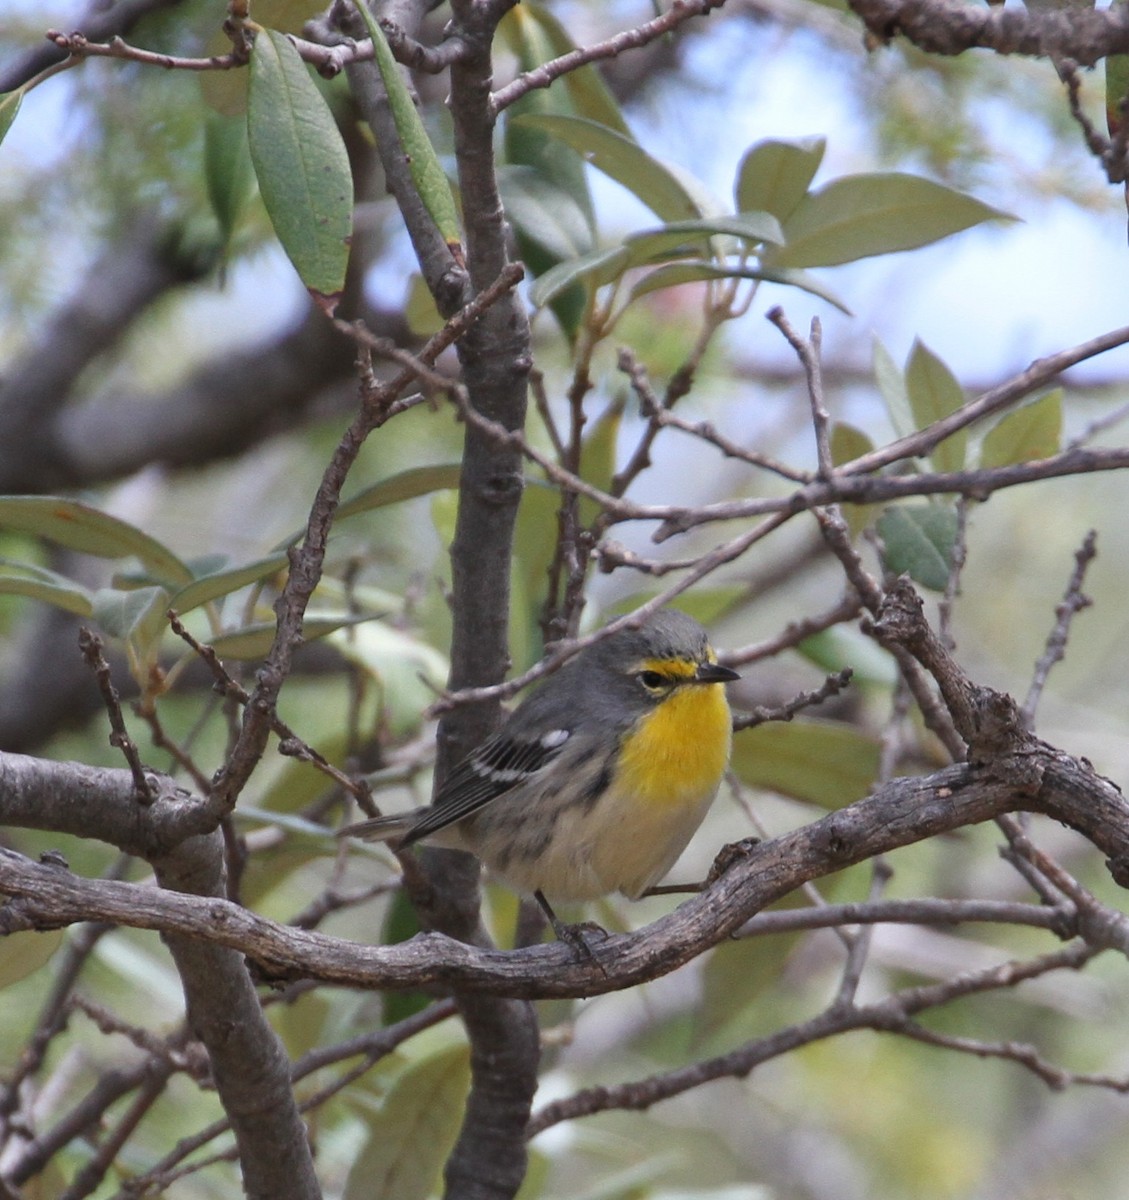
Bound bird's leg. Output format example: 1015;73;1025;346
534;890;609;973
641;838;763;898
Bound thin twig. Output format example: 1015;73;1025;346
77;629;153;803
166;612;372;807
112;1001;458;1198
768;308;832;477
1022;530;1097;726
490;0;726;114
731;669;854;731
726;593;864;666
734;896;1075;939
527;940;1100;1135
832;858;892;1008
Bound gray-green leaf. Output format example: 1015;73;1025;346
510;114;716;222
775;173;1012;269
352;1;462;252
877;504;959;592
905;340;967;474
248;29;353;306
0;497;193;588
735;136;825;223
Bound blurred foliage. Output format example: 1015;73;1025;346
2;0;1129;1198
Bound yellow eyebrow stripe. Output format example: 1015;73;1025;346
634;656;699;680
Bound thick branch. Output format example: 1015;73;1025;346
436;5;540;1197
0;751;319;1199
5;747;1129;998
846;0;1129;65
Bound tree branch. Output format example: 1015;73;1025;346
5;739;1129;997
845;0;1129;65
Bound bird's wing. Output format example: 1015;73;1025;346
397;726;573;847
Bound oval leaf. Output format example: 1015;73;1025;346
626;261;849;313
528;245;629;308
248;29;353;305
0;559;94;617
205;112;256;246
775;173;1012;269
731;719;880;809
352;1;461;252
873;337;915;439
0;497;192;587
208;613;380;660
905;340;967;473
510;113;713;222
979;389;1062;469
497;165;594;261
170;553;289;615
344;1043;471;1200
877;504;959;592
336;463;463;524
502;4;630;136
92;585;169;641
623;213;784;267
830;422;878;537
735;136;825;222
0;929;64;990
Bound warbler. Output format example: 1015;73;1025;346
339;609;739;934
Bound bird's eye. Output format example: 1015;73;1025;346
638;670;666;690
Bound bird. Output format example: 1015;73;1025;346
339;609;739;942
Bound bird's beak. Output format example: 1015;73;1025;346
695;661;740;684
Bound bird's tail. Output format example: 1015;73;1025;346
337;813;417;844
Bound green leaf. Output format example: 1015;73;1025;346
905;340;967;473
873;337;915;439
343;1043;471;1200
503;5;631;137
500;11;599;222
0;559;94;616
877;504;959;592
510;114;713;222
208;613;380;660
497;165;594;261
169;553;289;616
528;245;629;309
0;89;23;148
336;464;463;524
622;212;784;264
979;390;1062;469
774;173;1012;269
500;8;598;339
577;400;622;527
92;586;169;642
0;497;192;587
626;261;849;312
830;423;878;537
248;29;353;306
352;1;462;252
731;719;880;808
274;465;463;551
404;273;443;336
0;929;64;990
612;588;745;627
512;480;561;622
330;621;448;735
205;112;256;246
798;626;896;687
735;136;825;222
698;869;862;1053
380;890;429;1025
